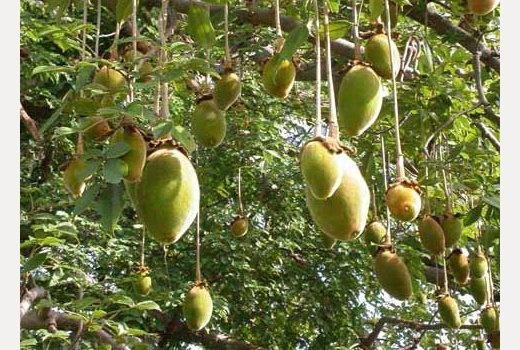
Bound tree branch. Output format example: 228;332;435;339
20;104;45;160
20;286;47;320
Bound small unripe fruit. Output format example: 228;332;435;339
262;55;296;99
385;182;422;222
418;215;445;255
441;213;463;248
93;66;126;93
191;99;226;148
111;125;147;183
374;248;412;300
438;295;462;329
448;249;470;284
231;216;248;238
214;71;241;110
63;157;90;197
470;275;489;305
365;33;401;79
133;274;152;296
364;221;387;255
470;252;488;278
183;285;213;331
480;306;499;333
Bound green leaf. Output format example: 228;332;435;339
20;339;38;347
369;0;385;21
22;253;48;272
40;106;64;135
75;159;101;181
327;0;340;13
464;204;483;226
187;3;216;49
73;183;100;216
105;141;131;159
75;64;96;91
171;125;197;154
134;300;161;311
483;195;500;209
318;20;349;41
32;65;74;76
103;158;128;184
152;121;173;139
160;67;184;83
52;127;77;139
110;294;135;307
95;183;125;233
116;0;137;24
92;309;108;319
278;25;310;61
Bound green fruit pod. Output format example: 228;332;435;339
373;248;412;300
468;0;500;15
231;215;248;238
385;181;422;222
337;64;383;137
93;66;127;93
191;99;227;148
214;71;241;110
418;215;445;256
470;252;488;278
183;284;213;331
63;157;90;198
364;221;387;255
299;137;346;200
441;213;463;248
365;33;401;79
448;249;470;284
111;125;147;183
136;147;200;244
305;154;370;241
480;306;499;333
262;54;296;99
470;275;490;305
438;295;462;329
133;274;152;296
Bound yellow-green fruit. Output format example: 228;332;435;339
133;274;152;296
183;285;213;331
470;252;488;278
364;221;387;255
468;0;499;15
63;158;89;197
374;249;412;300
93;66;126;93
418;215;445;256
441;214;463;248
488;330;500;349
262;55;296;99
321;232;337;249
80;116;111;142
448;249;470;284
300;138;345;200
136;147;200;244
214;72;241;110
481;306;499;333
385;183;422;222
305;155;370;241
191;99;226;148
231;216;248;238
111;126;147;183
365;34;401;79
438;295;462;329
470;276;489;305
337;64;383;137
475;338;487;350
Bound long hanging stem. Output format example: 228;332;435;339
95;0;101;57
351;0;361;60
323;2;339;140
128;0;138;103
224;3;232;68
313;0;322;138
274;0;282;38
442;255;449;295
439;141;453;213
163;244;171;289
383;0;404;179
159;0;170;120
140;227;146;267
82;0;88;61
371;184;378;220
238;167;244;215
196;210;202;282
76;133;84;155
381;136;392;245
112;23;121;59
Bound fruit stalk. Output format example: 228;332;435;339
224;3;231;68
351;0;361;60
196;210;202;283
95;0;101;57
159;0;171;121
140;226;146;267
274;0;282;38
82;0;88;61
439;142;453;213
323;2;339;140
380;136;392;244
313;0;322;138
238;167;244;215
371;184;378;220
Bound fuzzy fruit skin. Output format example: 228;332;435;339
468;0;499;15
93;66;126;93
321;232;337;249
183;285;213;331
133;275;152;296
305;155;370;241
231;217;248;238
365;34;401;79
214;72;241;110
470;253;488;278
136;148;200;244
364;221;387;255
80;116;111;142
438;295;462;329
481;306;499;333
470;276;489;305
337;64;383;137
262;55;296;99
112;126;147;183
448;250;470;284
191;99;227;148
385;184;422;222
374;249;412;300
418;215;445;256
441;214;463;248
300;139;345;200
63;158;89;197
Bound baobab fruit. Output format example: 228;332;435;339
385;182;422;222
111;125;147;183
262;54;296;99
364;221;387;255
93;66;126;93
365;34;401;79
438;295;462;329
470;251;488;278
418;215;445;256
213;71;241;110
299;137;346;200
320;232;337;249
470;275;489;305
191;99;226;148
63;157;89;198
448;249;470;284
231;215;248;238
468;0;499;15
488;330;500;349
480;306;499;333
136;147;200;244
80;116;111;142
183;284;213;331
373;248;412;300
305;155;370;241
337;64;383;137
441;213;463;248
133;273;152;296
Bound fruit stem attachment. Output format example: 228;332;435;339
380;136;392;245
438;140;453;214
224;3;232;69
313;0;321;138
95;0;101;57
237;167;244;216
351;0;361;61
323;2;339;140
158;0;171;121
196;209;202;283
383;0;404;180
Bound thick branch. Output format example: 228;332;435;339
20;104;44;147
20;286;47;320
472;119;500;152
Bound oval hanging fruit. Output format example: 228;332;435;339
262;54;296;99
480;306;499;333
364;221;387;255
373;248;412;300
438;295;462;329
448;249;470;284
470;251;488;278
63;157;90;198
441;213;463;248
136;147;200;244
133;274;152;296
183;284;213;331
191;99;227;148
305;154;370;241
337;64;383;137
470;275;489;305
385;181;422;222
467;0;499;15
365;33;401;79
214;71;241;111
299;137;346;200
93;66;126;93
418;215;445;256
111;125;147;183
231;215;248;238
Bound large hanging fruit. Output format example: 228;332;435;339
191;99;227;148
135;147;200;244
214;71;241;111
93;66;127;93
385;181;422;222
183;284;213;331
418;215;445;256
441;213;463;248
448;249;470;284
373;247;412;300
262;54;296;99
365;33;401;79
470;251;489;278
111;125;147;183
438;294;462;329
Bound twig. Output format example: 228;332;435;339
472;51;500;126
20;286;47;320
471;118;500;152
